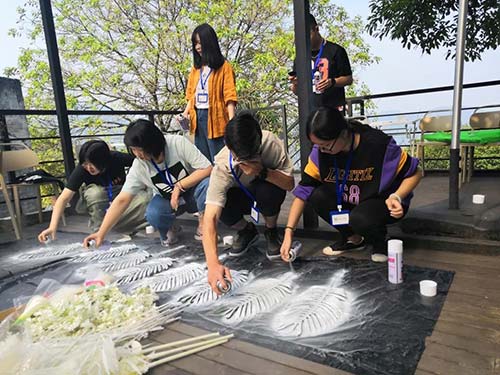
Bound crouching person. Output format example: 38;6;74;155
202;112;294;293
38;140;149;243
83;119;212;248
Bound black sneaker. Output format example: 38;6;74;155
229;222;259;257
264;227;282;261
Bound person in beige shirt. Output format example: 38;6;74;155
202;112;295;294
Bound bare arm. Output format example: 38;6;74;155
202;203;232;295
239;161;294;191
226;101;236;120
171;166;212;211
334;75;353;87
385;167;423;218
280;197;306;261
265;169;295;191
38;188;74;242
83;191;134;247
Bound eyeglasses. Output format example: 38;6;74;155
319;137;339;153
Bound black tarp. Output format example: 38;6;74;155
0;233;453;375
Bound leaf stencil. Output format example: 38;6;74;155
17;243;83;260
114;258;175;285
177;270;249;307
139;263;206;292
217;277;294;325
71;244;137;263
100;250;151;272
271;275;351;338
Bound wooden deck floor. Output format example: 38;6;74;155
1;173;499;374
12;215;497;375
142;242;500;375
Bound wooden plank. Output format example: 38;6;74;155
427;331;500;358
418;352;486;375
149;364;191;375
414;369;438;375
151;326;315;375
404;249;500;270
421;342;497;372
433;320;500;345
157;354;251;375
171;322;351;375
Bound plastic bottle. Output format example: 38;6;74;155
387;239;403;284
312;71;322;94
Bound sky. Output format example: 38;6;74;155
1;0;499;119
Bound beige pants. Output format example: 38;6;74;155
76;184;151;233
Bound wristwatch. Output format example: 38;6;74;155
259;167;268;180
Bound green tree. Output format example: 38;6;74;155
366;0;500;61
6;0;378;180
7;0;377;125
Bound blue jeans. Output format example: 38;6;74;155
195;109;225;162
145;177;209;240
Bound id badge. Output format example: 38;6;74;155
197;92;208;103
250;202;260;223
330;210;350;226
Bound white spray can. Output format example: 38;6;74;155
387;239;403;284
288;241;303;262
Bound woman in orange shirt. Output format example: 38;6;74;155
180;23;238;162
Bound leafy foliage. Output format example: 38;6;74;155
367;0;500;61
7;0;377;131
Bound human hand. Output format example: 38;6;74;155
38;228;56;243
83;232;105;249
385;195;404;218
207;263;233;296
288;75;298;94
239;160;263;176
316;77;335;92
170;185;181;211
280;234;293;262
112;177;122;185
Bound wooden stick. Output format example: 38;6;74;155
146;335;233;360
142;332;220;354
148;336;233;368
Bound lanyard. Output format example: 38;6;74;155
333;133;355;211
229;153;257;203
311;40;325;79
151;159;174;187
106;175;113;205
199;67;212;91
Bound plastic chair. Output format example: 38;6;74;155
0;142;64;239
412;113;469;186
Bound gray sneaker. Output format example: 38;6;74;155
161;225;182;247
264;227;282;261
229;222;259;257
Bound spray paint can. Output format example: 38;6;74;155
387;239;403;284
312;70;322;94
216;279;232;294
288;241;303;262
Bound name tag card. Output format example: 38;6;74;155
330;210;350;226
197;93;208;103
250;202;260;223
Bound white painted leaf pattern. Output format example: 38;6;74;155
217;278;294;324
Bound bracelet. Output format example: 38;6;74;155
285;226;295;232
389;193;402;204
